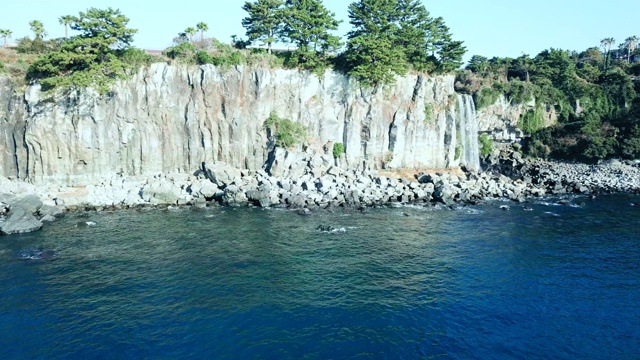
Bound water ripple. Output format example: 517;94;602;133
0;195;639;359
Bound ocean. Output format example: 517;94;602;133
1;194;639;359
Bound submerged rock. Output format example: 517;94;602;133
19;248;57;260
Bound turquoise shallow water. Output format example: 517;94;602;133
1;195;639;359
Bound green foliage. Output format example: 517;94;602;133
280;0;342;74
519;106;546;134
164;42;197;63
474;87;500;109
26;7;138;92
344;0;465;87
454;145;462;160
263;112;307;148
424;102;434;124
621;125;640;159
15;37;58;54
344;0;406;87
119;48;155;71
0;29;12;47
0;60;5;73
345;33;406;87
527;139;550;159
332;142;345;159
479;134;493;157
394;0;434;72
467;39;640;161
242;0;285;53
505;80;535;104
29;20;46;40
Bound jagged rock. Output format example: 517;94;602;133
223;186;249;206
0;207;43;235
433;182;455;206
40;215;57;222
10;195;43;214
38;205;66;218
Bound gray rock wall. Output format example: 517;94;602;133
476;95;557;144
0;64;480;185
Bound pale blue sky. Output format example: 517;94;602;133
2;0;639;62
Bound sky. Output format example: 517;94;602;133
1;0;639;63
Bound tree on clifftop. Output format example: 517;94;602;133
281;0;342;72
394;0;433;71
29;20;47;40
27;8;138;92
428;17;466;73
196;22;209;42
623;36;639;63
241;0;284;54
185;27;196;42
58;15;74;38
0;29;12;48
344;0;407;87
600;37;615;69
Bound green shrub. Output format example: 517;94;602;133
211;50;246;67
263;112;307;148
0;60;5;74
479;134;493;157
474;87;501;109
519;106;546;134
119;48;155;71
163;42;197;63
424;103;434;124
195;50;214;65
505;80;535;104
454;144;462;160
332;142;345;159
527;139;550;158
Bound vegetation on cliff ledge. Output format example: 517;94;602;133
1;2;639;162
458;43;640;162
1;1;466;91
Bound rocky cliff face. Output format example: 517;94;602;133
476;95;557;144
0;64;481;186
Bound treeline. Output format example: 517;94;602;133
0;0;466;90
0;9;159;92
163;0;466;86
459;37;640;162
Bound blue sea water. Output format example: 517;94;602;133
0;195;639;359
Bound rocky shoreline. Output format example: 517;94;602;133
1;151;640;235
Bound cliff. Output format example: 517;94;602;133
477;95;557;144
0;64;481;186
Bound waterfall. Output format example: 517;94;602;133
456;94;480;171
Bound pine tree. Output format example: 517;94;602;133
345;0;407;87
27;8;138;91
242;0;285;54
428;17;466;73
281;0;342;71
394;0;434;71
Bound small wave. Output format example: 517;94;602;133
535;201;562;207
544;211;560;217
316;225;347;234
465;208;483;214
18;249;57;260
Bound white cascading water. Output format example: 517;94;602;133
456;94;481;171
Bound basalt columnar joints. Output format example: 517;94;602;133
0;64;485;186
